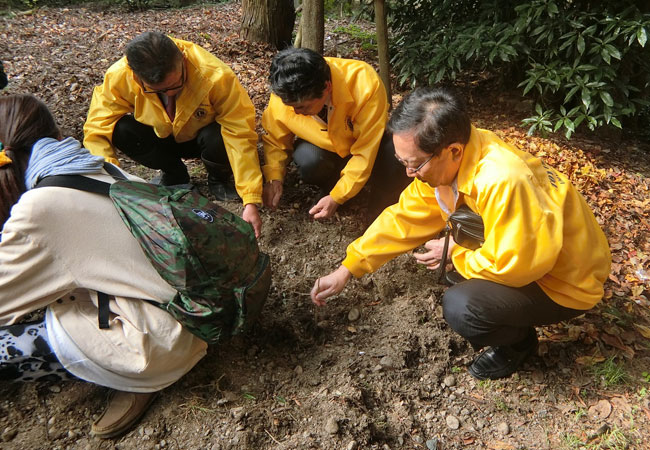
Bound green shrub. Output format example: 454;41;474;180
390;0;650;138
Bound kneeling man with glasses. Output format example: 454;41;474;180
311;87;611;380
83;31;264;237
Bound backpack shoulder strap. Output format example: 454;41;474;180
34;162;127;195
35;174;111;196
102;162;128;181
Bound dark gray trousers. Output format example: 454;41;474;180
292;132;409;208
442;278;586;350
112;115;229;176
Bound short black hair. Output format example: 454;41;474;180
269;48;331;104
388;87;471;156
125;32;183;85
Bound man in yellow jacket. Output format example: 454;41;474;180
311;87;611;380
261;48;408;219
83;32;263;236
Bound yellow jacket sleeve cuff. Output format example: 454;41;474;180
242;193;263;206
262;165;285;183
341;252;368;278
105;156;121;166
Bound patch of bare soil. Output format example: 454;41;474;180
2;4;650;450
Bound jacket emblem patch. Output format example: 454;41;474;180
346;116;354;132
194;108;207;119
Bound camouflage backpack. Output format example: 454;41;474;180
36;164;271;344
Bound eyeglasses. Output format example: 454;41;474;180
142;64;185;94
395;152;435;174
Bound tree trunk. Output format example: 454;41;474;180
374;0;391;104
240;0;296;50
300;0;324;53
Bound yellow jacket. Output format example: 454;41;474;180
83;38;263;205
261;58;388;204
343;127;611;310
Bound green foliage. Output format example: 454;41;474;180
589;356;629;387
333;23;376;51
390;0;650;138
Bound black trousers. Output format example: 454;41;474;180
442;278;586;350
292;132;409;208
112;115;230;175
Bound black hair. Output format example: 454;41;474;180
268;48;331;104
388;87;471;156
125;32;183;85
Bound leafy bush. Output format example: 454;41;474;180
390;0;650;138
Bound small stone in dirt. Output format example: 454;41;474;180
216;398;229;406
346;440;358;450
325;417;339;435
347;307;361;322
49;385;61;393
292;203;300;209
1;428;17;442
230;406;245;422
496;422;510;435
443;375;456;387
412;434;424;444
475;419;486;430
426;438;440;450
445;415;460;430
379;355;396;369
294;365;303;375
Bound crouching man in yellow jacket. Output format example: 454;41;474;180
311;87;611;380
261;48;408;219
83;32;263;236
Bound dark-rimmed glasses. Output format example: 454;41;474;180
141;64;185;94
395;152;435;174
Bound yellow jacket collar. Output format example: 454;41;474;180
327;60;354;108
457;125;482;197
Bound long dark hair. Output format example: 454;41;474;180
0;94;60;227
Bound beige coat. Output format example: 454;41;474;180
0;170;207;392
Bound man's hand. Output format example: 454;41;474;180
311;265;352;306
413;236;456;270
263;180;283;210
309;194;340;220
242;203;262;238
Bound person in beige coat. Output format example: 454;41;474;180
0;94;207;438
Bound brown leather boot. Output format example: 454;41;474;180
91;390;157;439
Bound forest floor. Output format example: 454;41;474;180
1;3;650;450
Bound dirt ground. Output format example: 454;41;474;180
1;3;650;450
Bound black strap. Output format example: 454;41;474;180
35;174;111;195
97;291;110;329
437;226;451;284
34;163;126;330
34;162;126;195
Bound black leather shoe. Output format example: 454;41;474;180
468;330;538;380
207;176;239;201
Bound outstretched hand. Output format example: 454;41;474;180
310;265;352;306
412;236;455;270
263;180;283;210
309;194;339;220
242;203;262;238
